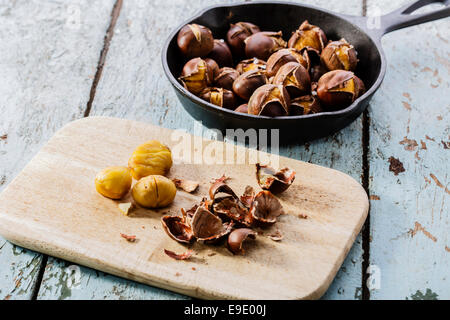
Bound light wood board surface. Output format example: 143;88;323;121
0;117;368;300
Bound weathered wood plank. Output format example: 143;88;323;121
0;0;116;299
367;0;450;299
38;0;365;299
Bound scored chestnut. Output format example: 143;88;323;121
272;62;311;98
244;31;287;61
214;67;240;90
179;57;213;95
288;20;327;53
207;39;233;67
236;58;267;74
177;24;214;58
317;70;365;109
266;48;309;77
226;22;260;57
199;87;236;109
204;58;219;78
234;103;248;114
321;38;358;71
232;69;268;101
290;95;322;115
248;84;290;117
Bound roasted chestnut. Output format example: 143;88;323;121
272;62;311;98
317;70;365;108
177;24;214;58
266;48;309;77
179;57;213;95
205;58;219;78
227;228;256;255
208;39;233;67
321;38;358;71
309;63;327;82
288;20;327;53
199;87;236;109
245;31;287;61
249;190;284;224
234;103;248;114
256;163;296;193
232;69;268;100
290;95;322;115
236;58;267;74
226;22;260;57
248;84;290;117
214;67;239;90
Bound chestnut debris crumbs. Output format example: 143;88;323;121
207;39;233;67
232;69;268;100
226;22;260;56
164;249;194;260
227;228;257;255
321;38;358;71
272;62;311;98
236;58;267;74
244;31;287;61
120;233;137;242
118;202;134;216
199;87;236;109
256;163;296;193
288;20;327;53
268;230;284;241
177;24;214;58
172;178;199;193
248;84;290;117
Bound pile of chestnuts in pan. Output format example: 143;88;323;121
177;21;365;117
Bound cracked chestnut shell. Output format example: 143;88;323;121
205;58;219;78
248;84;290;117
214;67;239;90
161;215;194;243
208;39;233;67
232;69;268;101
179;57;213;95
249;190;284;224
177;24;214;58
199;87;236;110
321;38;358;71
236;58;267;74
266;48;309;77
234;103;248;114
245;31;287;61
226;22;260;57
288;20;327;53
256;163;296;193
272;62;311;98
290;95;323;115
317;70;365;109
191;206;233;243
227;228;257;255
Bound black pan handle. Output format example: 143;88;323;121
343;0;450;40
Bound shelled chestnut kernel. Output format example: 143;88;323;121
176;19;366;116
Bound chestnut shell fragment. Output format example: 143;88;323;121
161;215;194;244
256;163;296;193
191;206;233;242
250;190;284;225
213;197;253;227
227;228;257;255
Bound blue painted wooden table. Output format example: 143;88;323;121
0;0;448;300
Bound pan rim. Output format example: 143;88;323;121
161;0;387;122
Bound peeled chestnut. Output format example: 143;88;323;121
236;58;267;74
288;20;327;53
321;38;358;71
317;70;365;108
266;48;309;77
290;95;322;115
234;103;248;114
232;69;268;100
245;31;287;61
177;24;214;58
248;84;290;117
207;39;233;67
226;22;260;57
214;67;239;90
199;87;235;109
272;62;311;98
179;58;213;95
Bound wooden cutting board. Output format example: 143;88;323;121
0;117;368;300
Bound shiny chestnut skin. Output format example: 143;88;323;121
236;58;267;74
245;31;286;61
226;22;260;57
214;67;239;90
266;48;309;77
290;95;322;115
199;87;236;109
177;24;214;58
272;62;311;98
207;39;233;67
321;38;358;71
179;58;214;95
232;69;268;100
288;20;327;53
234;103;248;113
248;84;290;117
317;70;365;109
205;58;219;78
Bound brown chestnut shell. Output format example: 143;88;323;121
287;20;327;53
236;58;267;74
179;58;213;95
191;206;233;243
214;67;240;90
272;62;311;98
290;95;323;115
161;215;194;244
244;31;287;61
321;38;358;71
177;24;214;58
234;103;249;114
232;69;268;100
249;190;284;225
226;22;260;57
256;163;296;193
247;84;290;117
266;48;309;77
199;87;236;110
227;228;257;255
208;39;233;67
